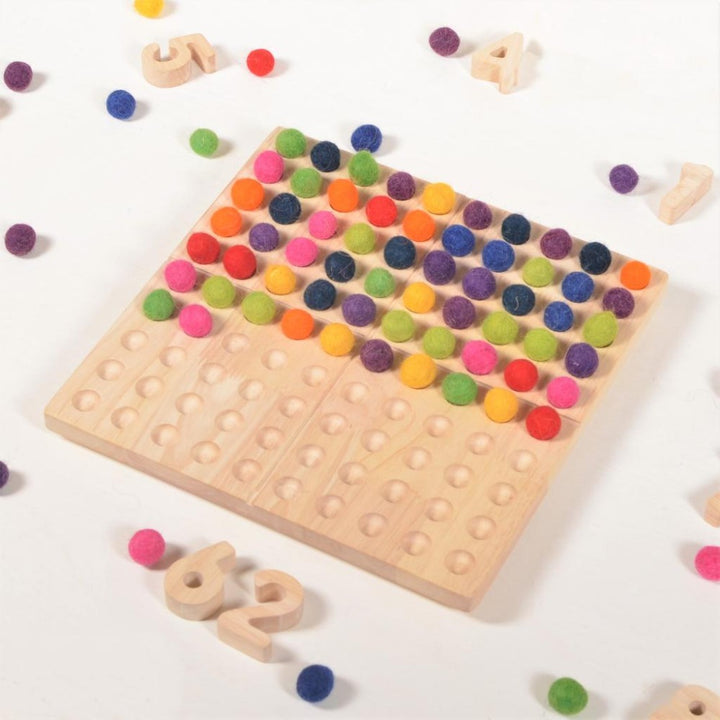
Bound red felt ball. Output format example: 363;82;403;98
246;49;275;77
365;195;398;228
504;359;538;392
187;232;220;264
526;406;561;440
223;244;257;279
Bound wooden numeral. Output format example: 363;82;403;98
142;33;217;88
471;33;524;94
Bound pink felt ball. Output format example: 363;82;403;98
253;150;284;183
547;376;580;409
308;210;337;240
179;304;212;337
128;529;166;567
461;340;498;375
285;237;318;267
695;546;720;581
164;259;197;292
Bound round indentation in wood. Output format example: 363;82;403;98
199;363;226;385
489;482;516;506
358;513;387;537
160;346;186;367
445;550;475;575
216;410;243;432
467;515;496;540
223;333;250;353
275;477;302;500
425;498;453;521
72;390;99;412
232;459;261;483
298;444;325;468
316;494;344;519
320;413;348;435
239;379;264;400
121;330;148;351
405;447;430;470
384;397;411;421
424;415;452;438
256;426;284;449
509;449;536;472
401;531;431;556
96;359;124;381
279;396;306;418
343;382;369;404
135;376;163;398
444;464;472;488
192;441;220;464
381;479;409;503
262;349;288;370
362;429;389;452
176;393;203;415
338;462;366;485
467;432;493;455
111;406;138;429
302;365;328;387
151;424;179;447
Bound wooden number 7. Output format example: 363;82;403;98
142;33;217;88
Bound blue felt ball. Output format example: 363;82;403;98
442;224;475;257
580;241;612;275
106;89;136;120
562;271;595;303
304;279;336;311
544;301;574;331
269;193;302;225
351;124;382;153
482;240;515;272
384;235;416;269
296;664;334;703
502;284;535;316
310;141;341;172
325;251;356;283
501;213;531;245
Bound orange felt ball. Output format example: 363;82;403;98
403;209;436;242
281;308;314;340
327;179;359;213
211;206;242;237
620;260;650;290
231;178;264;211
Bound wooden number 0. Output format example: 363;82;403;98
142;33;217;88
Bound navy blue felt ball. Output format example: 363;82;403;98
351;124;382;153
269;193;301;225
502;284;535;316
544;301;574;331
580;242;612;275
482;240;515;272
384;235;416;269
304;279;336;311
501;213;531;245
442;224;475;257
562;272;594;303
325;251;356;283
310;141;341;172
106;89;136;120
296;664;334;703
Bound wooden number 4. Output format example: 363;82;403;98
142;33;217;88
471;33;524;94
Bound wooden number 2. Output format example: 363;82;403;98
142;33;217;88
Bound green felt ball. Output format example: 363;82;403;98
190;128;219;157
583;311;618;347
364;267;395;298
143;289;175;321
348;151;380;187
344;223;376;254
423;327;456;359
290;167;322;198
381;310;415;342
241;291;275;325
481;311;519;345
442;372;478;406
524;327;558;361
202;276;235;309
548;678;588;716
275;128;306;158
522;257;554;287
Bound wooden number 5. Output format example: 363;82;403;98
142;33;217;88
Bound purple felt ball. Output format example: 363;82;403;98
341;294;377;327
565;343;599;378
249;223;279;252
462;267;496;300
360;339;394;372
602;287;635;319
463;200;493;230
5;223;36;256
386;172;416;201
0;461;8;490
4;61;33;91
429;27;460;57
423;250;456;285
609;164;639;194
443;296;476;330
540;228;572;260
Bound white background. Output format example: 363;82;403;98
1;1;718;718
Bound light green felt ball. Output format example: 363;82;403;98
583;311;618;347
442;372;478;406
423;327;456;359
364;267;395;298
202;276;235;309
190;128;219;157
241;291;275;325
275;128;306;158
548;677;588;716
348;151;380;187
522;257;554;287
143;289;175;321
481;311;519;345
290;167;322;198
381;310;415;342
344;223;376;254
524;327;558;361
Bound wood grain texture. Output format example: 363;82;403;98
650;684;720;720
471;33;524;94
142;33;216;88
659;163;713;224
705;492;720;527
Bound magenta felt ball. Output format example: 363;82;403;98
547;376;580;408
128;529;166;566
695;546;720;581
308;211;338;240
461;340;498;375
164;259;196;292
179;304;212;337
254;150;284;183
286;237;318;267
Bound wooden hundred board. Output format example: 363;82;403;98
46;128;667;610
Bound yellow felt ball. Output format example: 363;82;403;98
400;353;437;389
422;182;456;215
134;0;164;18
264;264;296;295
484;387;519;423
402;282;436;313
320;323;355;356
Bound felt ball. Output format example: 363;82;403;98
223;245;257;279
308;211;337;240
264;264;296;295
583;311;618;347
484;387;519;423
143;289;175;320
442;373;478;405
296;664;334;704
286;237;318;267
365;195;398;227
344;223;376;254
602;287;635;319
423;250;456;285
351;124;382;153
231;178;264;210
241;291;275;324
291;167;322;198
348;151;380;186
275;128;306;158
304;279;336;311
462;267;496;300
179;304;212;337
269;193;301;225
4;223;36;256
325;251;355;282
387;171;416;201
502;285;536;316
548;677;588;715
442;225;475;256
310;141;341;172
403;282;436;313
384;235;416;269
580;242;612;275
187;232;220;264
190;128;219;157
211;206;242;237
547;376;580;409
253;150;284;183
544;301;574;332
164;259;196;292
443;296;476;329
562;272;594;303
364;267;396;298
695;546;720;581
360;339;394;372
281;308;314;340
327;179;360;212
3;61;33;91
501;214;531;245
422;182;456;215
565;343;599;378
381;310;415;342
0;461;8;489
248;223;279;252
526;406;562;440
134;0;164;17
246;48;274;76
461;340;497;375
482;311;519;345
202;275;235;308
504;359;539;392
463;200;493;230
620;260;651;290
400;353;437;389
429;26;460;56
524;328;558;362
482;240;515;272
106;89;136;120
523;257;554;287
320;323;355;356
609;164;639;194
342;294;377;327
540;228;572;260
423;327;456;359
128;529;165;566
403;209;435;242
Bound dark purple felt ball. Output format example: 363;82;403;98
565;343;599;378
540;228;572;260
386;172;416;201
248;223;279;252
0;461;8;490
443;296;476;329
609;164;639;194
602;287;635;319
5;223;36;256
360;339;394;372
341;294;377;327
463;200;493;230
423;250;456;285
462;267;496;300
429;27;460;57
4;61;33;91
